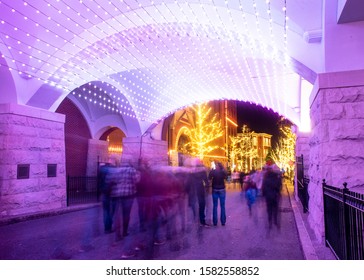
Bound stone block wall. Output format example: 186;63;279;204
122;136;168;166
308;85;364;241
86;139;109;176
0;104;66;218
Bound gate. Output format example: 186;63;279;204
323;180;364;260
66;176;99;206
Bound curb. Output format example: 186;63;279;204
285;183;318;260
0;203;100;227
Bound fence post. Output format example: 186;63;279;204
66;175;70;207
322;179;328;247
342;182;349;259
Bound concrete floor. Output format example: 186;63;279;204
0;182;333;260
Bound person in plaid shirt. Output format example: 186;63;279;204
106;161;140;240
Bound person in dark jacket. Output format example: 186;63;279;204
208;162;228;226
98;161;115;233
187;159;210;226
262;165;282;230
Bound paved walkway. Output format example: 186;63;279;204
0;182;335;260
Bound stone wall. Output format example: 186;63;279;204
308;85;364;241
86;139;109;176
0;104;66;218
122;136;168;166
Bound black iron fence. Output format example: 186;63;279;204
296;154;309;213
323;179;364;260
66;176;99;206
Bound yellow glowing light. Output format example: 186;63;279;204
270;119;296;180
184;102;224;160
108;145;123;154
226;117;238;127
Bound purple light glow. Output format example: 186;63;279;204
0;0;316;130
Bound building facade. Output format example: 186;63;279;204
163;100;237;167
252;132;272;171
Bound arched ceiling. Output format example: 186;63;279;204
0;0;324;134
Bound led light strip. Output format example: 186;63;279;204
0;0;294;124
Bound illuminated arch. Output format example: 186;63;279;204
174;126;191;152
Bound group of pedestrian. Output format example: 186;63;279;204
98;158;193;259
97;157;282;259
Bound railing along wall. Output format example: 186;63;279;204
322;179;364;260
66;176;99;206
296;154;309;213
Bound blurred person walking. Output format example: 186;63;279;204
136;159;153;233
239;171;246;191
97;160;116;234
231;169;240;190
208;162;228;226
262;164;282;231
252;169;264;196
187;158;210;227
243;175;258;216
106;161;140;258
136;166;185;259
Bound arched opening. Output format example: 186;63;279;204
177;133;191;154
100;127;126;165
161;99;293;175
56;97;92;177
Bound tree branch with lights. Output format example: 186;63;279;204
184;102;224;159
269;118;296;180
229;124;259;172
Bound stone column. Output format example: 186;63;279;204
122;136;168;166
308;72;364;242
0;104;66;218
86;139;109;176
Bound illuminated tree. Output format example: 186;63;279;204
229;124;259;172
270;118;296;179
184;102;224;159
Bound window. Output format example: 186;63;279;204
17;164;30;179
47;164;57;177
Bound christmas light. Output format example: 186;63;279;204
229;125;260;172
269;118;296;180
181;102;224;160
0;0;304;130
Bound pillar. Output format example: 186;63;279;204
0;104;66;218
308;70;364;242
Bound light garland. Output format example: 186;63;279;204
0;0;298;126
182;102;224;159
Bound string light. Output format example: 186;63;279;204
182;102;224;159
0;0;300;126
